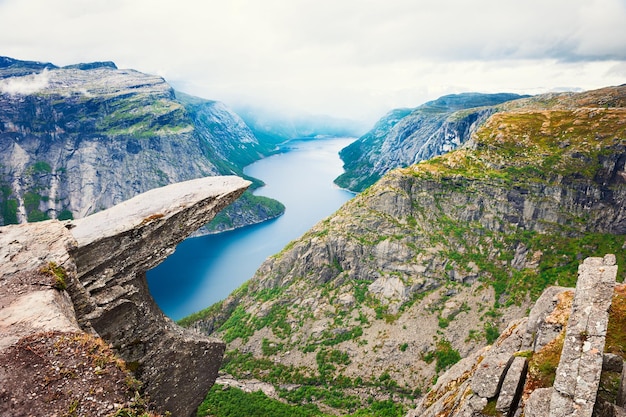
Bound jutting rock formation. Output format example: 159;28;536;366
0;175;250;416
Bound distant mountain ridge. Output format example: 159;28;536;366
335;92;528;192
0;56;284;230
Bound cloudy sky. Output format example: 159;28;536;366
1;0;625;124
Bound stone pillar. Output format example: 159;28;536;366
549;255;617;417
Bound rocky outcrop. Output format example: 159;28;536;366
0;56;283;231
549;256;617;416
335;92;525;192
410;255;621;417
0;175;250;416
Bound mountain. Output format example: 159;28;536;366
0;57;284;230
184;85;626;416
334;92;527;192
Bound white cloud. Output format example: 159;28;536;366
0;0;625;122
0;69;50;95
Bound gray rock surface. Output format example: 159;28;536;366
524;388;554;417
409;255;621;417
470;318;529;398
618;363;626;407
335;93;525;192
0;221;80;350
496;356;527;415
0;175;250;416
0;58;280;231
549;255;617;417
527;286;572;351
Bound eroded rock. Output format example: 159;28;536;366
0;176;250;417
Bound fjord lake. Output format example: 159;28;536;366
147;137;356;320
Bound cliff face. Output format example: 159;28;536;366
0;175;250;416
0;57;282;230
187;85;626;415
335;93;526;192
410;255;624;417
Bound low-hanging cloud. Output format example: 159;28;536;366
0;69;50;95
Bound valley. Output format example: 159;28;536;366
186;85;626;416
147;137;356;320
1;54;626;417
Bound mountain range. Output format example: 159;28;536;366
186;84;626;416
335;92;528;192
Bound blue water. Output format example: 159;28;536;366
146;137;356;320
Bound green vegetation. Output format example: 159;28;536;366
412;107;626;186
96;97;191;138
526;332;565;389
40;261;68;290
189;93;626;417
30;161;52;174
216;301;291;343
1;185;18;224
481;399;500;416
23;190;51;222
205;191;285;232
436;211;626;310
197;384;327;417
422;339;462;374
198;383;407;417
217;350;411;416
319;326;363;346
484;322;500;344
261;338;284;356
606;285;626;357
57;209;74;221
177;300;224;328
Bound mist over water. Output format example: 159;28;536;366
147;137;356;320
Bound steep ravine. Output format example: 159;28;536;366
186;85;626;416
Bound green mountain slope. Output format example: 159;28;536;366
186;85;626;416
335;93;526;192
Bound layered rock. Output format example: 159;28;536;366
0;175;250;416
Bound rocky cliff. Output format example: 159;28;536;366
410;254;626;417
186;85;626;416
0;175;249;416
334;93;526;192
0;56;283;231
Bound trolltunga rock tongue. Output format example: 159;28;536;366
0;175;250;417
67;175;250;416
